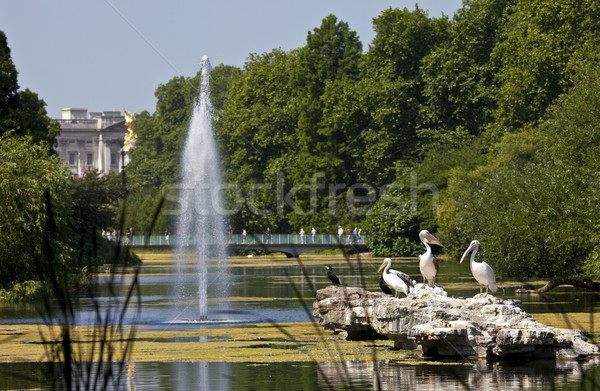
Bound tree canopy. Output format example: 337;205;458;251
0;31;60;148
122;0;600;279
0;31;138;297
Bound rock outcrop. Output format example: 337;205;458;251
313;284;599;359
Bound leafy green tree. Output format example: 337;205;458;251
216;50;298;234
290;14;362;183
69;170;129;240
439;50;600;278
364;186;422;256
419;0;512;147
66;169;138;277
127;75;199;190
0;31;18;128
0;31;59;148
0;135;70;286
345;7;450;186
489;0;600;135
210;64;242;111
0;33;137;300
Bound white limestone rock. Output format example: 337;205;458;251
313;285;599;359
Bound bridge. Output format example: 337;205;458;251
126;233;369;258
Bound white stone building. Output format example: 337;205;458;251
54;108;130;176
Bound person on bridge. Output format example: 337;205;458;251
227;225;233;243
300;228;305;244
127;227;134;245
242;228;247;244
265;227;271;244
337;225;343;242
311;227;316;243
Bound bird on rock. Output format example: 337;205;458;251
460;240;498;297
325;265;341;285
378;274;393;295
377;258;414;298
418;230;444;287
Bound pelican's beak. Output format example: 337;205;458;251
376;263;384;273
424;232;444;247
460;242;476;263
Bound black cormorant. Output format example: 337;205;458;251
325;265;341;285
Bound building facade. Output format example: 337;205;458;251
54;108;130;176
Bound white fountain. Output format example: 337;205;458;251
175;56;228;321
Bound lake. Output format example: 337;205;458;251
1;251;599;390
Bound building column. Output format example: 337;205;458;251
104;142;111;174
97;134;104;173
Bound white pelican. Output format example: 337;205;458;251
418;230;444;287
378;275;393;295
377;258;414;298
460;240;497;296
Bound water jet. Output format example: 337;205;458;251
175;56;228;321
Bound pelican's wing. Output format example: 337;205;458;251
433;256;439;274
481;261;497;283
379;275;393;295
389;269;415;290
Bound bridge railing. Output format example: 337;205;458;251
229;233;367;245
118;233;367;246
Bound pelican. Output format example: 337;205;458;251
325;265;341;285
377;258;413;298
460;240;497;296
378;275;393;295
418;230;444;287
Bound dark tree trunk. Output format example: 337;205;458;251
516;277;600;294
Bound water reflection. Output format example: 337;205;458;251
3;359;600;390
318;359;600;390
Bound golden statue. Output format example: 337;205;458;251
123;108;137;147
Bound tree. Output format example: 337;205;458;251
125;64;241;233
0;31;59;148
363;186;422;257
419;0;512;147
0;135;70;285
216;50;298;234
438;50;600;278
489;0;600;135
290;14;363;183
346;7;451;186
0;32;137;300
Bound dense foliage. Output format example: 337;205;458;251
0;31;138;298
0;135;70;283
107;0;600;278
439;50;600;277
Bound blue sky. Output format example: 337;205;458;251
1;1;462;118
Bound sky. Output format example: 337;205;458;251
1;1;463;119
